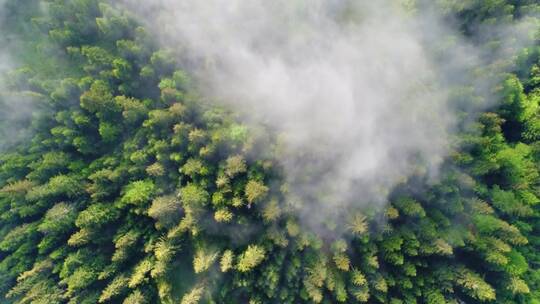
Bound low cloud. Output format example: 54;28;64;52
113;0;537;228
0;0;42;152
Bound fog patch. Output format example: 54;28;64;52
115;0;537;230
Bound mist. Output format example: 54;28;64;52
0;0;45;152
0;0;24;152
0;0;13;76
117;0;534;230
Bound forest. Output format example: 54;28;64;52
0;0;539;303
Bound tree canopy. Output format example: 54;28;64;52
0;0;540;303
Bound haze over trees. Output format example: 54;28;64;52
0;0;539;304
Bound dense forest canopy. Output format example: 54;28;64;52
0;0;539;303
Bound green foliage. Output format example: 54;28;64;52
244;180;269;206
220;250;234;272
147;195;182;229
75;202;119;229
38;202;76;234
0;1;539;303
180;286;204;304
237;245;266;272
98;274;130;302
120;180;156;206
456;268;496;301
224;155;247;177
179;184;209;207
